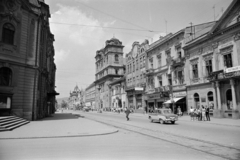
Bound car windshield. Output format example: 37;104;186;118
163;110;171;114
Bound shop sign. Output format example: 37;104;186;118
226;66;240;73
135;87;144;91
147;94;161;99
173;91;186;97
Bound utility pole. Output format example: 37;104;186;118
165;19;167;34
213;5;216;21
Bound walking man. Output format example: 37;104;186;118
206;105;210;121
125;107;131;121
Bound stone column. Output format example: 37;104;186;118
216;81;221;110
230;79;240;119
133;93;136;110
213;81;224;118
212;82;217;110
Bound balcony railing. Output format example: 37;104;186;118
172;57;185;67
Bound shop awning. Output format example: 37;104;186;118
163;97;185;104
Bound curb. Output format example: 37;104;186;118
0;129;119;140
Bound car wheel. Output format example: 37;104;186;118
159;119;164;124
171;121;175;124
149;116;153;122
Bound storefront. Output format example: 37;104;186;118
146;92;168;113
208;68;240;119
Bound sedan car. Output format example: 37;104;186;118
148;109;178;124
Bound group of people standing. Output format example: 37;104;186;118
189;106;211;121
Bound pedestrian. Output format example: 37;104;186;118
206;105;210;121
197;108;201;121
202;106;206;121
189;106;194;121
125;107;131;121
177;106;182;116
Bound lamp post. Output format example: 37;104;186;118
97;85;101;113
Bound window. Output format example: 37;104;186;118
205;60;212;76
136;59;138;70
177;70;184;84
192;64;198;78
2;23;15;45
0;67;12;86
115;69;118;75
158;75;162;86
115;54;119;62
149;58;153;69
194;93;200;109
223;53;232;68
140;57;142;68
168;74;172;85
143;56;145;67
157;56;161;68
133;62;135;71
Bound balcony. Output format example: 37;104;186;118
145;68;154;75
172;57;185;67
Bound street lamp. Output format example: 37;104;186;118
97;85;102;113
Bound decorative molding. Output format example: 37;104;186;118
219;46;233;55
203;53;213;61
190;58;199;64
212;42;218;49
234;32;240;41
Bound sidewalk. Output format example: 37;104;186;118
102;111;240;127
0;111;118;139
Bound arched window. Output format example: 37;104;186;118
2;23;15;45
226;89;232;110
115;54;119;62
194;93;200;109
0;67;12;86
207;91;214;110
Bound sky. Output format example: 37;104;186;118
44;0;232;98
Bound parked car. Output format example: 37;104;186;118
83;107;91;112
148;109;178;124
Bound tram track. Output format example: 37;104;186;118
86;116;240;160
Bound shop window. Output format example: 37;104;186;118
223;53;232;68
0;67;12;86
192;64;198;79
226;89;233;110
205;60;213;76
2;23;15;45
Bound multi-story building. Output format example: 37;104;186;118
85;83;96;110
125;40;149;113
184;0;240;119
109;77;126;111
145;32;186;114
94;38;125;111
0;0;58;120
68;85;83;110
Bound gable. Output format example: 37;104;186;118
210;0;240;34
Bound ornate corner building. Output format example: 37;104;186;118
94;38;125;110
0;0;58;120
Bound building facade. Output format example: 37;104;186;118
95;38;125;111
145;32;186;114
109;77;126;111
85;83;96;110
68;85;83;110
184;0;240;119
0;0;58;120
125;40;149;113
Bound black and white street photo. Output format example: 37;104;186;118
0;0;240;160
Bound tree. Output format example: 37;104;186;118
61;100;68;109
